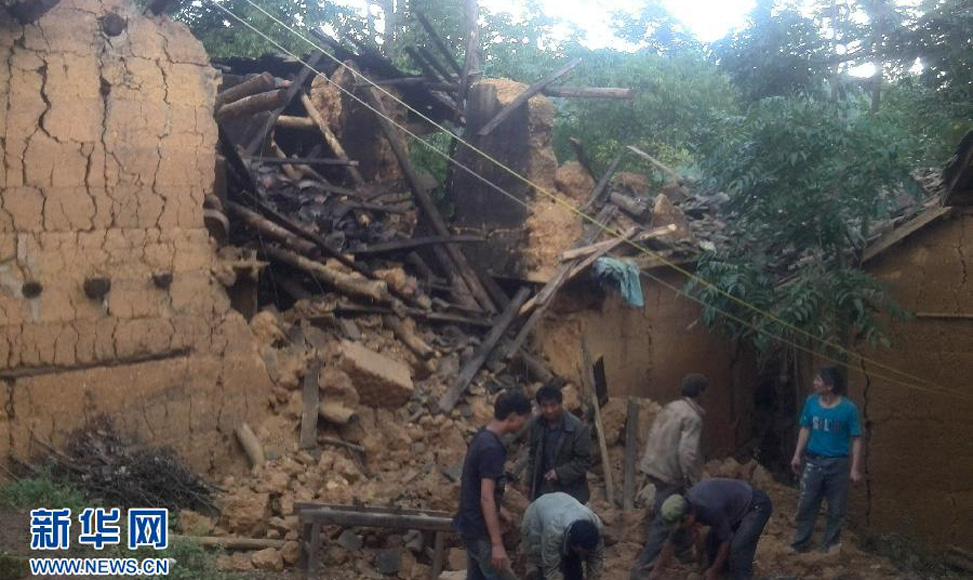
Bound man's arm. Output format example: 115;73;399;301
677;417;703;486
480;478;509;571
791;426;811;475
704;540;730;580
648;539;675;580
540;526;565;580
555;424;593;484
586;538;606;580
850;437;863;484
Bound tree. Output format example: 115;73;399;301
688;96;919;356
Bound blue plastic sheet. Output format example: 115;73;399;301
592;257;644;307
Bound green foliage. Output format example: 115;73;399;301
712;1;831;103
688;97;918;355
0;469;88;513
0;550;29;580
552;49;738;173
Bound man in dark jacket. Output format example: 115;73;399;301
525;384;593;504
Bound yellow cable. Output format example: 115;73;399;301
205;0;973;403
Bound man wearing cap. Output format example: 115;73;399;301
630;374;708;580
521;492;605;580
650;478;772;580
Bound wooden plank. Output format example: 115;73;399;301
626;145;682;183
244;51;325;158
362;86;497;313
299;507;454;531
477;57;583;137
582;335;614;506
300;93;366;186
438;286;532;412
862;206;953;263
560;224;675;262
623;399;639;510
430;531;446;580
416;11;464;76
542;87;635;100
244;156;359;167
306;522;321;580
300;360;321;449
173;535;286;550
295;502;450;518
350;235;485;256
580;152;625;212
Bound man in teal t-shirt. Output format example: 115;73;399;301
790;368;863;551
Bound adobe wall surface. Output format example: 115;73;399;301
0;0;271;476
853;212;973;548
533;269;757;457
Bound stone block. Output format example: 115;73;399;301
340;340;414;408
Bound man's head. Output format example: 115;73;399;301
493;390;532;434
567;520;600;556
535;384;564;425
681;373;709;399
660;494;696;531
813;367;845;396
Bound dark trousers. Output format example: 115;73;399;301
462;535;518;580
629;482;692;580
704;489;773;580
792;455;851;550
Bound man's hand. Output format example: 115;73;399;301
790;455;802;476
544;469;558;483
490;543;510;571
703;567;720;580
850;468;863;485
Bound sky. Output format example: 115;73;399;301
480;0;756;46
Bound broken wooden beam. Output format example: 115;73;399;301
244;51;325;157
300;360;322;449
227;201;319;258
542;87;635;100
477;57;583;137
580;152;625;211
234;423;265;468
350;235;485;257
319;436;366;454
415;11;464;77
439;286;532;412
216;89;289;121
626;145;682;183
216;73;277;108
623;399;639;510
610;191;648;218
245;156;359;167
276;115;317;130
384;315;435;360
363;85;496;314
300;93;366;186
582;336;615;506
299;506;453;531
559;224;676;262
261;246;389;303
459;0;482;105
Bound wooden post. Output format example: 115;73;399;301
430;531;446;580
306;522;321;579
582;336;614;506
300;360;321;449
438;287;532;412
623;399;639;510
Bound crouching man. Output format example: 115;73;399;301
651;479;772;580
521;492;604;580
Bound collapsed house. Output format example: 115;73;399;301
1;0;970;577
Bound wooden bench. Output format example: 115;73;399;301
297;502;453;579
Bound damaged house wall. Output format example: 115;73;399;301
0;0;272;476
532;270;757;457
850;211;973;547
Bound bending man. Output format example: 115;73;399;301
521;492;605;580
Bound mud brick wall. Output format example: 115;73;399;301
0;0;271;475
852;212;973;547
533;269;757;458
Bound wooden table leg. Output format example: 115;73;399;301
430;531;445;580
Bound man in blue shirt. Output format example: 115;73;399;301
790;368;863;551
454;390;532;580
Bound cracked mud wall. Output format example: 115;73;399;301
533;270;757;457
852;212;973;548
0;0;272;476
